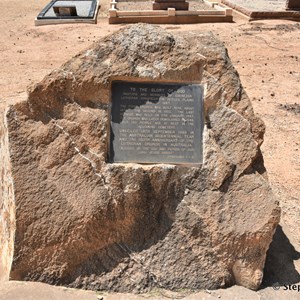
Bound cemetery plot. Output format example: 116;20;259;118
109;0;233;23
35;0;99;25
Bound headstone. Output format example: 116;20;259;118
286;0;300;9
152;0;189;10
53;6;78;17
110;81;203;164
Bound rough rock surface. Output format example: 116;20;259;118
2;24;280;292
0;108;15;280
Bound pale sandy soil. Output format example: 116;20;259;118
1;280;300;299
0;0;299;299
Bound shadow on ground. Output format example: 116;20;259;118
262;225;300;288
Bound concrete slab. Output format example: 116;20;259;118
44;0;95;17
222;0;300;20
35;0;99;25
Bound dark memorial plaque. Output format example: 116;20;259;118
110;81;204;164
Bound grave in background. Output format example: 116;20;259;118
109;0;233;24
35;0;99;26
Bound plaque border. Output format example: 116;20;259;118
108;80;204;166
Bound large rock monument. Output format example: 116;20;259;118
0;24;280;292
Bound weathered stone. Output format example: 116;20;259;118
0;109;15;280
1;24;280;292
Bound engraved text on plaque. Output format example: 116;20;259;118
110;81;203;164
